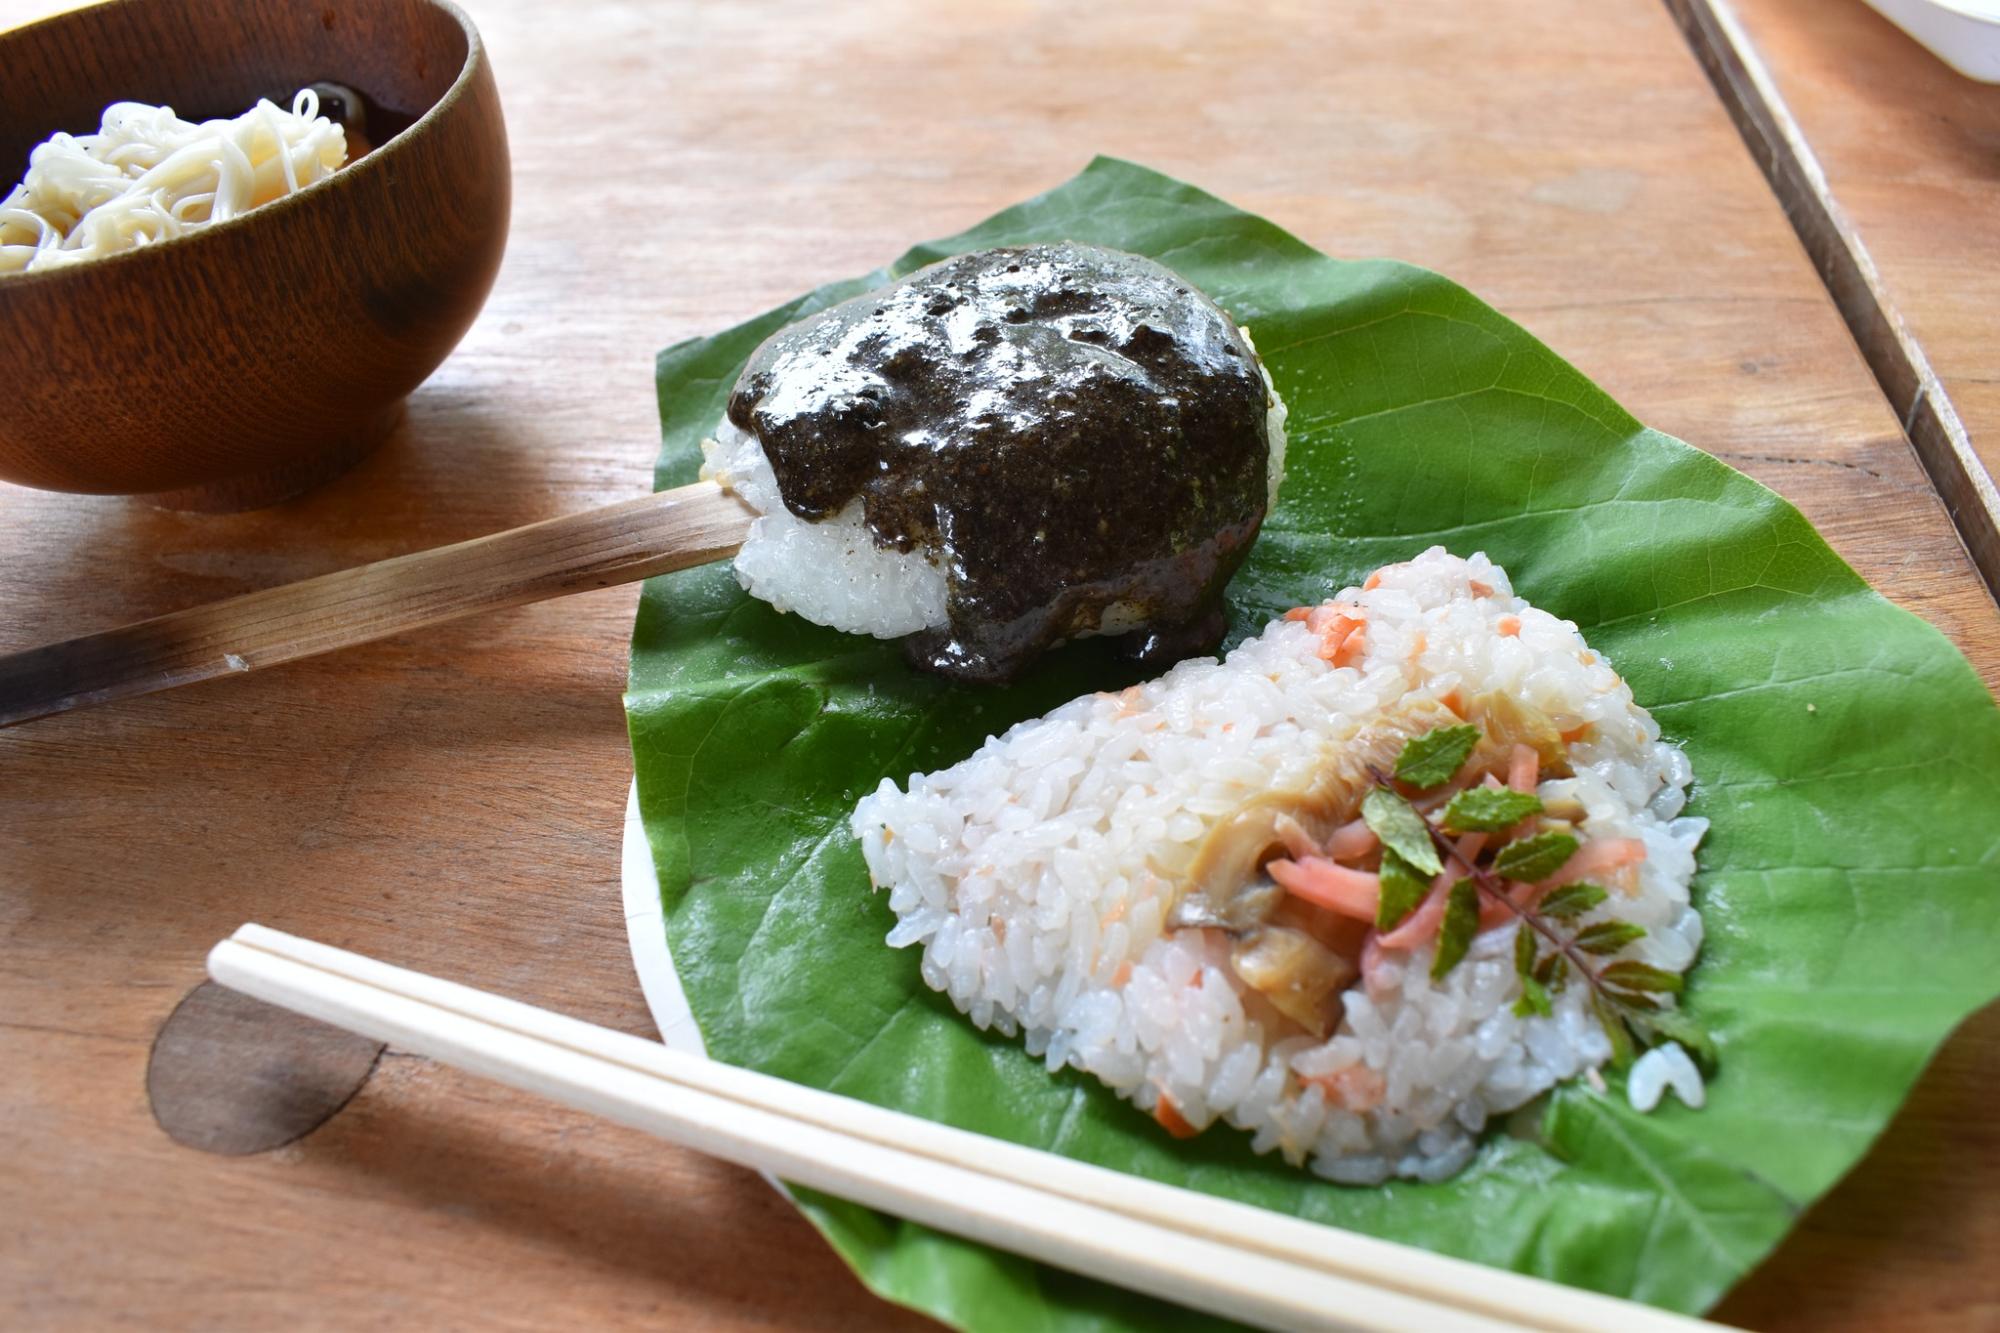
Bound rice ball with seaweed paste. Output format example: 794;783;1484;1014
852;547;1708;1183
700;242;1288;685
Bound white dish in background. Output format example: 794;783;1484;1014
1865;0;2000;81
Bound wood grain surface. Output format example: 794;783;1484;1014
1;1;1994;1329
1670;0;2000;592
1733;0;2000;464
0;481;752;725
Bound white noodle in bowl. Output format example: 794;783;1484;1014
0;89;347;276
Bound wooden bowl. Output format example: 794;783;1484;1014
0;0;510;510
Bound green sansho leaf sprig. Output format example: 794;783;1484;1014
1492;831;1579;883
1440;786;1543;833
1393;724;1480;788
1361;786;1442;876
1388;726;1715;1071
1538;882;1607;919
1513;925;1554;1017
1374;848;1430;931
1431;880;1481;980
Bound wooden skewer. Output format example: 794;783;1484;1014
0;481;755;728
209;924;1722;1333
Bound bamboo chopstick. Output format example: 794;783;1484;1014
208;924;1720;1333
0;481;755;728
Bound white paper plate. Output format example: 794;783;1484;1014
1865;0;2000;81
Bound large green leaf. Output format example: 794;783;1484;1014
625;157;2000;1327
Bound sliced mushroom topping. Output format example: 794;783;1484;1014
1537;779;1589;822
1168;796;1318;931
1163;697;1527;1042
1229;924;1356;1039
1465;691;1573;778
1168;875;1285;933
1172;699;1464;928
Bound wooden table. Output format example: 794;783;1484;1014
1674;0;2000;587
2;1;1995;1328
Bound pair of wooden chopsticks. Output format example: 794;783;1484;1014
210;925;1720;1333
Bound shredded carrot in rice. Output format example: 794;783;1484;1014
1153;1094;1199;1139
1297;601;1368;667
1361;931;1393;997
1304;1064;1386;1112
1268;856;1380;921
1379;878;1450;949
1508;743;1539;793
1456;832;1489;863
1510;837;1649;910
1497;615;1521;637
1326;816;1377;862
1543;837;1647;895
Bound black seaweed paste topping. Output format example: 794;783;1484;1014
726;242;1273;684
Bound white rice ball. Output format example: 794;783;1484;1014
699;332;1288;643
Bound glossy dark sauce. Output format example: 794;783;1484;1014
727;243;1273;683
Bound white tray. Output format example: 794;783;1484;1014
1865;0;2000;81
